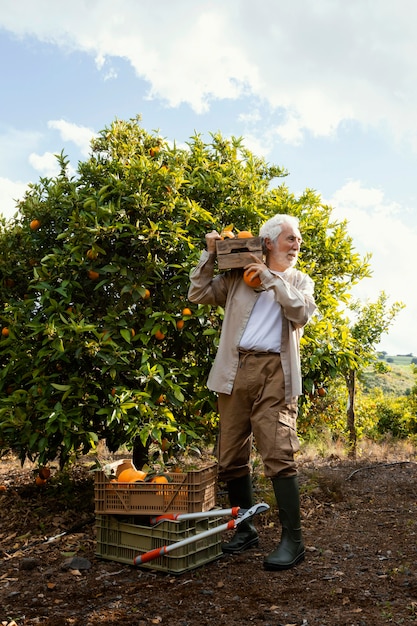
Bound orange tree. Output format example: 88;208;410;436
0;115;370;468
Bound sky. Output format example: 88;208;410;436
0;0;416;356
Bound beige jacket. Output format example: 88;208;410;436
188;250;316;403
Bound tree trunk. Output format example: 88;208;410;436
346;370;357;458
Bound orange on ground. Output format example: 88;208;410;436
176;319;184;330
30;219;41;231
87;270;100;281
237;230;253;238
39;466;51;480
154;329;165;340
1;327;10;337
243;269;262;289
0;485;7;492
35;476;47;487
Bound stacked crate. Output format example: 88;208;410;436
94;460;222;574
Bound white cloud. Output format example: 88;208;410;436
0;177;28;220
47;120;96;157
28;151;61;178
328;181;417;355
2;0;417;145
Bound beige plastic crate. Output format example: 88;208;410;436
95;514;223;574
94;461;218;515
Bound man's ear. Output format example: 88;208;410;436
264;237;273;252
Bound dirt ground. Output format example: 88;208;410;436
1;446;417;626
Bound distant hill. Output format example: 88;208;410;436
361;356;415;396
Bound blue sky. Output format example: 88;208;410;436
1;0;416;356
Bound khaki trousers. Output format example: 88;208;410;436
216;351;300;482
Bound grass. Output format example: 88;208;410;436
362;360;415;396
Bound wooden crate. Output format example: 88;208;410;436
216;237;263;270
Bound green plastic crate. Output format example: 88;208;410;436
95;514;223;574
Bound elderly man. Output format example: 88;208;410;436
188;214;316;570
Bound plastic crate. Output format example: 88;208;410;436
95;514;223;574
94;461;218;515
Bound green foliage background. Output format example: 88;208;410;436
0;116;391;467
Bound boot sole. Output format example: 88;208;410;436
263;551;305;571
221;537;259;554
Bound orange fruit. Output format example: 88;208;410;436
0;485;6;492
86;249;98;260
317;387;327;397
220;230;235;239
132;470;148;482
30;219;41;231
237;230;253;238
143;288;151;299
182;308;192;317
156;394;165;404
176;319;184;330
1;327;10;337
150;475;169;484
154;329;165;340
39;466;51;480
131;328;136;337
35;476;47;487
243;269;262;288
87;270;100;280
111;388;116;397
118;468;147;483
149;146;160;157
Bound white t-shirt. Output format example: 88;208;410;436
239;275;283;353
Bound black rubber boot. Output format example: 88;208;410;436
222;475;259;554
263;475;305;571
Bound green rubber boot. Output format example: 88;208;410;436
221;475;259;554
264;475;305;571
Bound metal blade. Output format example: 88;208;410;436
237;502;269;523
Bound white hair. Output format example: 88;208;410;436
259;214;300;243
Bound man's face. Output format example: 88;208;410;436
266;223;302;271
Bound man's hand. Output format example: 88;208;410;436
244;253;268;279
205;230;222;254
